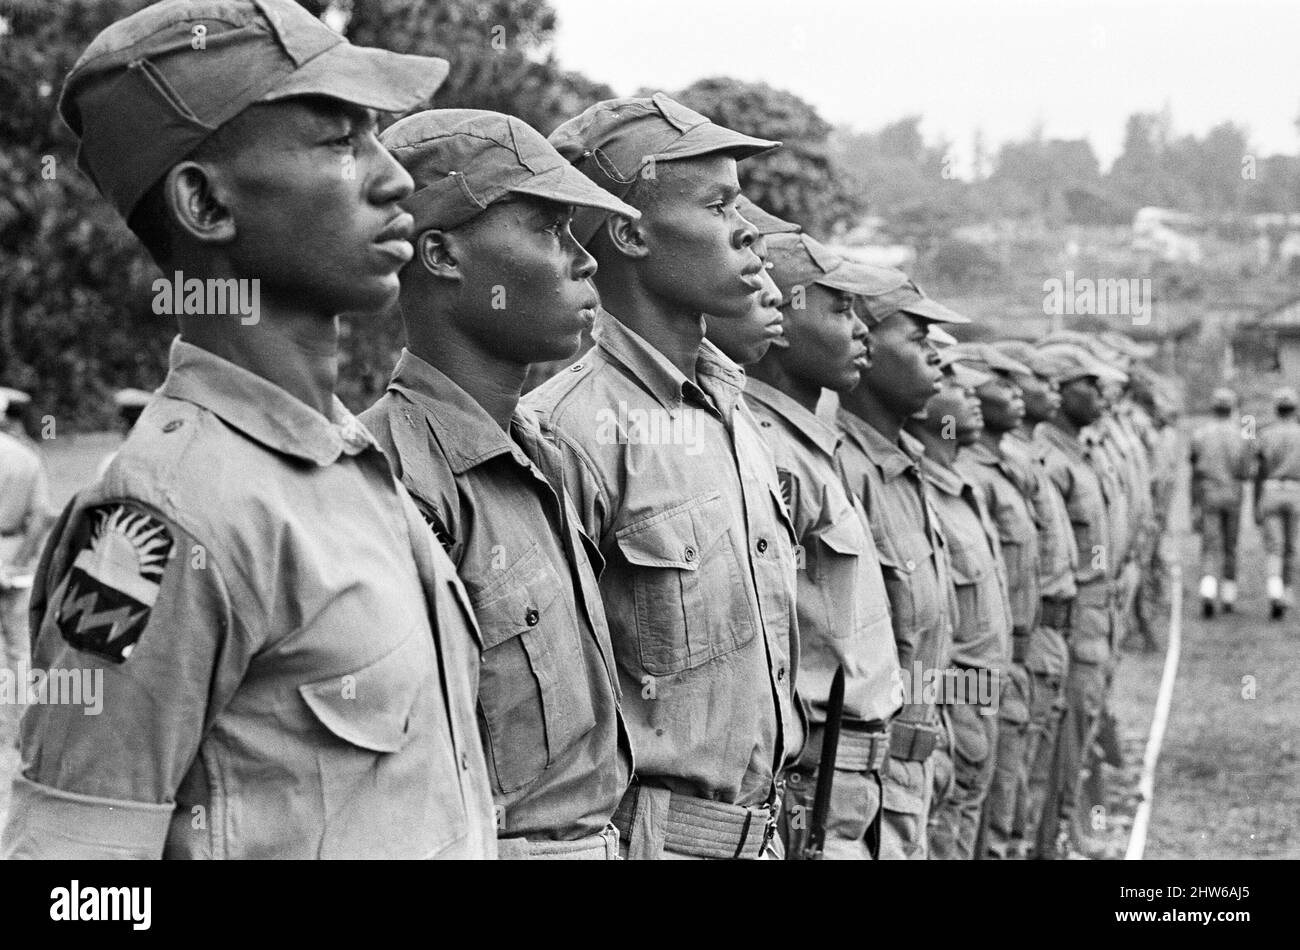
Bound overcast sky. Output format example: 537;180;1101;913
549;0;1300;175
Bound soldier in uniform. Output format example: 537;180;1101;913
946;344;1043;860
905;350;1014;861
836;280;967;859
2;0;496;859
1031;343;1125;859
746;231;903;859
988;340;1078;859
0;389;53;744
1190;387;1249;616
358;110;640;858
1255;386;1300;619
524;95;800;859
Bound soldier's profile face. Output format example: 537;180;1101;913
205;95;415;318
924;377;983;443
442;196;599;364
1018;373;1060;422
631;154;764;320
705;266;784;366
861;312;943;416
778;285;869;393
1061;375;1104;425
976;375;1025;433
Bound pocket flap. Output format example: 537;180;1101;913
299;630;423;754
945;542;988;585
615;495;721;570
472;549;565;651
813;512;866;557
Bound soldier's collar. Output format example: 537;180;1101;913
919;452;966;497
960;441;1001;466
837;409;917;480
593;308;725;413
385;348;535;475
159;337;376;465
1038;421;1087;460
744;379;840;459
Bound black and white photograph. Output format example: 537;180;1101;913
0;0;1292;927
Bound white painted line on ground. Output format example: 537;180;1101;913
1125;560;1183;860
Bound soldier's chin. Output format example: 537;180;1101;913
345;278;401;317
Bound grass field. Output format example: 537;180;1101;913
1;427;1295;858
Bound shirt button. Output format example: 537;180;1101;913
524;607;540;626
162;420;183;433
777;666;786;681
683;545;697;562
570;362;584;372
757;538;769;554
905;558;916;570
460;751;470;772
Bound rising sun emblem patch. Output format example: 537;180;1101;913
54;504;174;663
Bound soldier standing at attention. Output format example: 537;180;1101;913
989;340;1078;859
1255;386;1300;619
748;231;904;859
1032;344;1124;859
359;109;638;858
3;0;495;859
525;94;800;859
906;349;1013;861
948;344;1042;860
1190;387;1249;616
836;281;966;859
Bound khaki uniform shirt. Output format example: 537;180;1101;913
1256;417;1300;482
1087;421;1131;575
1037;422;1113;664
920;453;1012;674
360;349;632;841
745;380;900;735
836;411;953;723
958;441;1040;637
1;338;496;860
1190;417;1249;508
523;311;800;809
1002;430;1075;678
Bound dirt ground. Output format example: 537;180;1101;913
2;428;1295;858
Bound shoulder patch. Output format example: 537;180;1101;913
54;504;174;663
777;467;799;518
418;502;456;554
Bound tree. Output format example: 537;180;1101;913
0;0;615;424
672;77;860;235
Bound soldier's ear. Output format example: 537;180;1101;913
604;213;649;261
417;230;460;281
166;161;235;246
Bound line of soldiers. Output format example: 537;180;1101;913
0;0;1180;860
1191;386;1300;620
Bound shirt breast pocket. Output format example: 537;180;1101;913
614;492;753;676
947;540;993;634
809;513;866;639
298;626;467;858
471;543;597;795
876;537;927;638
